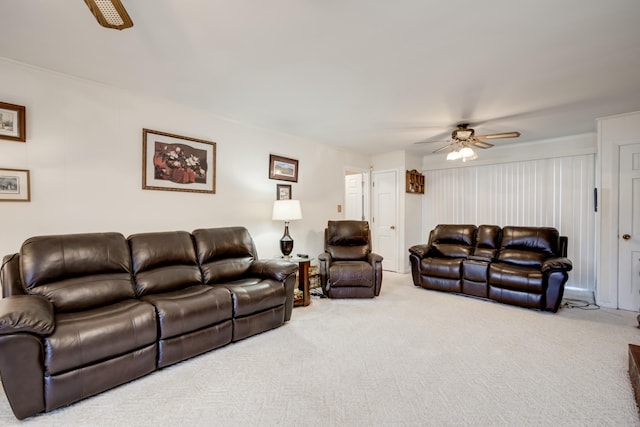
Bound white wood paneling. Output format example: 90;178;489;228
423;154;596;295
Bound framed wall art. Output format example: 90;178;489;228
277;184;292;200
0;168;30;202
0;101;26;142
142;128;216;194
269;154;298;182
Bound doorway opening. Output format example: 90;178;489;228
344;168;370;221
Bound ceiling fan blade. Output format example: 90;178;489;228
414;139;448;145
433;143;452;153
470;140;494;149
475;131;521;140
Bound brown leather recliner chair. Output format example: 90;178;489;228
318;220;383;298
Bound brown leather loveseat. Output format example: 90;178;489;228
409;224;572;312
0;227;298;420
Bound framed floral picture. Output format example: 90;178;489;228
0;101;26;142
277;184;291;200
0;168;30;202
142;129;216;194
269;154;298;182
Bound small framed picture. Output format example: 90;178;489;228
142;129;216;194
0;101;26;142
277;184;292;200
269;154;298;182
0;168;30;202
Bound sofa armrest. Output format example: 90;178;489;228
0;295;55;336
368;253;383;265
541;257;573;274
408;244;429;258
318;252;332;293
249;259;298;282
1;254;24;297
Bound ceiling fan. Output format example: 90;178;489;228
418;123;520;161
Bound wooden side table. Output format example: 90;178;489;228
287;256;312;307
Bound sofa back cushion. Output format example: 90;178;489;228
473;225;501;259
20;233;134;313
325;220;371;261
498;226;560;267
192;227;257;284
128;231;202;297
428;224;476;258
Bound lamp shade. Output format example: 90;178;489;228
272;200;302;221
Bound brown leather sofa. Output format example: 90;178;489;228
409;224;572;312
0;227;298;420
318;220;383;298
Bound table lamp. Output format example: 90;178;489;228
272;199;302;257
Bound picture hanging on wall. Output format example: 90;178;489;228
0;168;30;202
0;101;26;142
269;154;298;182
142;128;216;194
277;184;291;200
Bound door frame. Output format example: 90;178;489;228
597;113;640;309
617;143;640;310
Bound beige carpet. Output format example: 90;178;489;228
1;272;639;426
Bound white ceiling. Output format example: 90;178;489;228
2;1;640;155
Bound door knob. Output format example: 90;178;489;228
623;234;631;240
390;226;396;230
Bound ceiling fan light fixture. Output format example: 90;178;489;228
446;150;461;161
460;146;477;162
459;146;475;158
84;0;133;30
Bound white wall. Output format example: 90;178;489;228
0;59;369;260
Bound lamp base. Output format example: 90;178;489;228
280;222;294;257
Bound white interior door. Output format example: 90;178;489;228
618;143;640;310
372;170;398;272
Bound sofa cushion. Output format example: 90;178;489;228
431;224;476;246
129;231;202;297
428;243;473;258
498;226;559;267
192;227;257;284
421;257;463;279
141;285;232;339
427;224;476;258
488;263;544;292
327;221;369;246
326;221;371;261
473;225;501;259
44;300;157;375
328;261;374;288
223;278;287;317
20;233;134;312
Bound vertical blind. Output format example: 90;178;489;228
423;154;595;293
